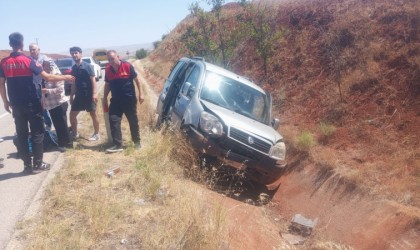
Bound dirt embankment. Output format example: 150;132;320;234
272;162;420;249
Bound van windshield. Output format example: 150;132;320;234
200;71;270;124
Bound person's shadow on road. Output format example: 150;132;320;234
0;170;33;181
0;152;33;181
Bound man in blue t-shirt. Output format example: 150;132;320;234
69;46;100;141
103;50;144;153
0;32;74;173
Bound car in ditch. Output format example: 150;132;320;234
156;57;286;188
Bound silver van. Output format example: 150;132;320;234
156;57;286;187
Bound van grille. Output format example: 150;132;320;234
229;127;271;154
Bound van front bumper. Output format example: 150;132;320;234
187;127;285;185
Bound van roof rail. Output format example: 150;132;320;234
240;75;255;83
191;56;205;61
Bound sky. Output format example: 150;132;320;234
0;0;215;54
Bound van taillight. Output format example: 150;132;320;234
64;69;72;74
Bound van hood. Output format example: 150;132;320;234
201;100;283;144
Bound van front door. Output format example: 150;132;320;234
171;65;201;126
158;61;190;125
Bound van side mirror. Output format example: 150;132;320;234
272;118;280;130
181;82;191;96
182;82;195;98
187;86;195;98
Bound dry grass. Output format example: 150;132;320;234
18;66;228;249
25;145;227;249
294;131;316;151
318;122;336;138
309;240;354;250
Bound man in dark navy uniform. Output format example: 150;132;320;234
103;50;144;153
0;32;74;173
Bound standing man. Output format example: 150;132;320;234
69;46;100;141
0;32;74;173
103;50;144;153
29;43;60;78
29;43;58;130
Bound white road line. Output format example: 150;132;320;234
0;112;9;119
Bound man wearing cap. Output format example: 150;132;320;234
0;32;74;173
69;46;100;141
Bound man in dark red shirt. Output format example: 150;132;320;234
103;50;144;153
0;32;74;173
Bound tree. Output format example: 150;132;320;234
240;3;283;76
153;40;161;50
135;49;148;59
182;0;242;67
183;2;216;59
207;0;228;67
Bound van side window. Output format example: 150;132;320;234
163;61;185;94
181;66;200;98
168;61;184;81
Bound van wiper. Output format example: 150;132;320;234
232;107;254;120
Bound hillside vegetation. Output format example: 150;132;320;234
147;0;420;207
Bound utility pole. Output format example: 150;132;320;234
36;38;39;45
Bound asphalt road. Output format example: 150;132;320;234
0;72;104;249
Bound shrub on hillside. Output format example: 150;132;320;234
318;122;336;144
153;41;161;50
319;122;336;137
136;49;148;59
295;131;316;151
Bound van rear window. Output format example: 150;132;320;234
55;59;73;67
95;52;107;56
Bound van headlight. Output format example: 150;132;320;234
270;141;286;160
199;112;223;137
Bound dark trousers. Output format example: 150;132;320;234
12;102;44;167
44;110;52;128
49;102;71;147
109;98;140;147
